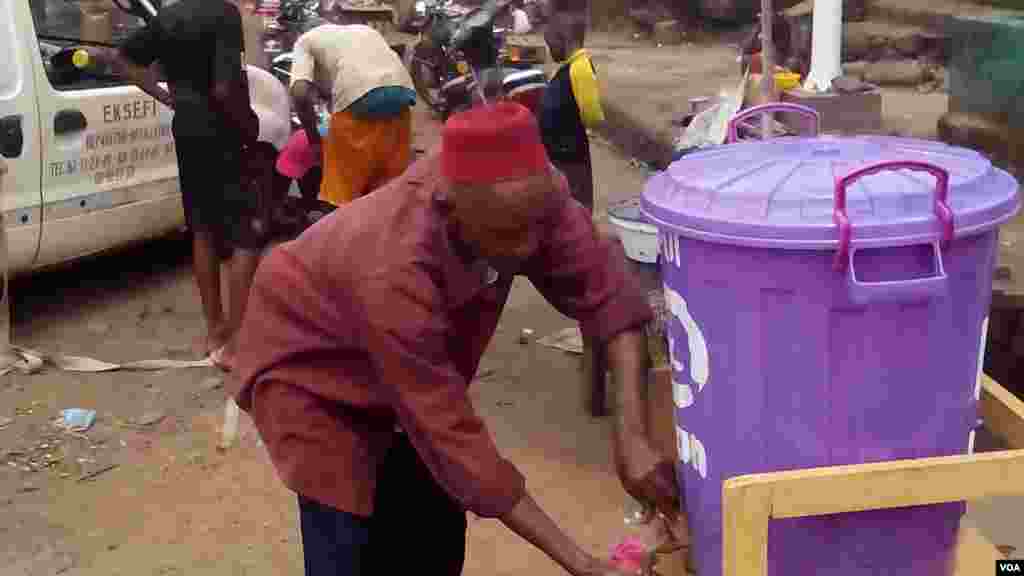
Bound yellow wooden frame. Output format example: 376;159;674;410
722;374;1024;576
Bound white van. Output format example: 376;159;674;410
0;0;184;276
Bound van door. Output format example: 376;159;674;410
0;0;44;273
29;0;182;268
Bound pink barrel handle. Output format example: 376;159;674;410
726;103;821;143
833;160;954;272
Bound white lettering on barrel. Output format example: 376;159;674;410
677;427;691;464
969;316;989;456
664;286;709;391
668;332;685;373
674;378;694;408
692;435;708;479
667;333;694;408
677;427;709;479
974;316;989;402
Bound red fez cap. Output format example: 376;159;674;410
441;101;550;185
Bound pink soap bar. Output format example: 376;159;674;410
609;536;650;574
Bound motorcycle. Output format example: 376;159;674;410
405;0;545;120
263;0;324;56
111;0;161;21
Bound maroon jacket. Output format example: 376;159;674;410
230;153;653;518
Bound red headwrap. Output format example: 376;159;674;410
441;101;550;185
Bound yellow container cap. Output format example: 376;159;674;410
72;49;91;68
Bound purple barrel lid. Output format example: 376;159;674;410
641;135;1022;250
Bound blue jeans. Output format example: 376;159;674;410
298;432;468;575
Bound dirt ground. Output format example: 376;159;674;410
584;30;951;160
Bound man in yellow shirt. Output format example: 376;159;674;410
539;11;604;211
289;24;417;208
539;12;608;393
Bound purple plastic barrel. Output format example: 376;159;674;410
640;135;1021;575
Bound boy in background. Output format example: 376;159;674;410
540;11;609;414
539;11;603;212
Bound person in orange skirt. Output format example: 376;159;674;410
286;24;416;210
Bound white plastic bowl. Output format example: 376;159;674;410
608;213;659;264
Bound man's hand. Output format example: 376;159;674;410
616;433;683;525
291;80;324;153
605;329;685;527
89;48;174;110
651;510;689;554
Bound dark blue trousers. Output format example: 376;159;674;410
298;432;468;575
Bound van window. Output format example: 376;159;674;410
32;0;148;91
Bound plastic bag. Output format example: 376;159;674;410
59;408;97;432
673;69;748;151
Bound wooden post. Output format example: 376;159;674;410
981;374;1024;449
759;0;774;138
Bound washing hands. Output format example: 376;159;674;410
608;510;690;575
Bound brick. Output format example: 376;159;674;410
843;60;870;79
780;87;883;135
843;23;876;61
863;59;928;86
890;33;924;57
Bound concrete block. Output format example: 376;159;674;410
938;110;1018;176
863;59;928;86
843;60;870;79
780;87;884;134
890;32;924;57
843;22;876;60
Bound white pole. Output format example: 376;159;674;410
804;0;843;92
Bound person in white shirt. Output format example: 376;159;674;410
286;24;417;208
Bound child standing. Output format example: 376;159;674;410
540;12;608;416
539;11;604;212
